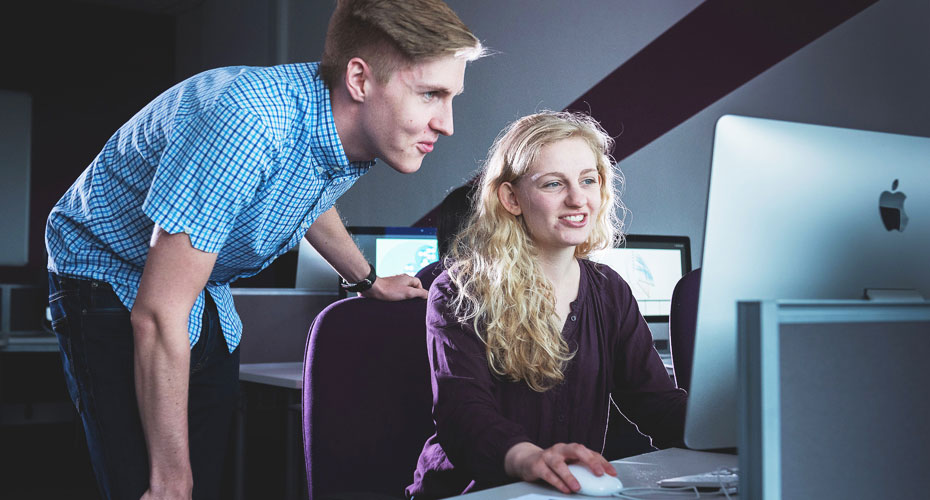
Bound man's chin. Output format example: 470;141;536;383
386;158;424;174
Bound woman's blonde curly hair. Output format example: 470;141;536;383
447;111;626;392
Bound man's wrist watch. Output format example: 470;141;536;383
340;263;377;293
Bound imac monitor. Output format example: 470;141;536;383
589;235;691;322
685;115;930;450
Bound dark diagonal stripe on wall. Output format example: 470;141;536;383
566;0;878;161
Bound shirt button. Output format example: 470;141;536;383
570;315;577;322
558;414;566;423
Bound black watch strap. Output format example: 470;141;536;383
340;263;377;293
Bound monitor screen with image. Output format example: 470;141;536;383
374;233;439;277
353;226;438;277
589;235;691;322
684;115;930;451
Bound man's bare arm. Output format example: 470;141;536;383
305;206;427;300
132;226;217;499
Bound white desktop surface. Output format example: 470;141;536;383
238;362;303;390
447;448;737;499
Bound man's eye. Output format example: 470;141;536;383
422;91;436;101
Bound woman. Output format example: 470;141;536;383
406;111;687;498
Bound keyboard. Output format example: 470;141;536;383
657;467;739;490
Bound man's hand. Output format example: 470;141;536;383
504;442;617;494
360;273;428;300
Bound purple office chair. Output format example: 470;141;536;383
303;297;433;499
414;261;444;290
668;268;701;392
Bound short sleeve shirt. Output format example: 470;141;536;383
46;62;372;351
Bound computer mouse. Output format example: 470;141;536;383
567;464;624;496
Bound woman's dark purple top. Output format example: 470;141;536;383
406;259;688;498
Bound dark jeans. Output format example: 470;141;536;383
49;272;240;500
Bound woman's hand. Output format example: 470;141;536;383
504;441;617;494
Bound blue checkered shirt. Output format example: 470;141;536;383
46;62;372;351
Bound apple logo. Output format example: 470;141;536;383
879;179;908;232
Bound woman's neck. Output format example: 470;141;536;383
537;247;580;295
537;247;581;327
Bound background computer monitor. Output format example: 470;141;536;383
295;226;438;293
350;226;438;276
589;235;691;322
685;115;930;450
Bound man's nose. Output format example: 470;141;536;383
431;100;454;136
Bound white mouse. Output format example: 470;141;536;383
567;464;624;496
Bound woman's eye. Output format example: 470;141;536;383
582;177;599;185
543;181;561;188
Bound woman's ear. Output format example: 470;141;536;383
498;182;522;216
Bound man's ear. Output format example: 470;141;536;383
498;182;522;216
344;57;372;103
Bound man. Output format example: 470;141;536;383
45;1;484;498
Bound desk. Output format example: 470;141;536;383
239;361;303;389
237;362;306;500
448;448;737;499
234;357;679;500
1;334;59;352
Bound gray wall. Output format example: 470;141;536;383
176;0;280;79
176;0;930;265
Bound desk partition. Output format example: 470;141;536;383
232;289;337;364
738;300;930;499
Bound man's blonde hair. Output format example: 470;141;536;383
320;0;485;89
448;111;626;392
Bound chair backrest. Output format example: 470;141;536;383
669;268;701;392
303;297;434;499
414;261;444;290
